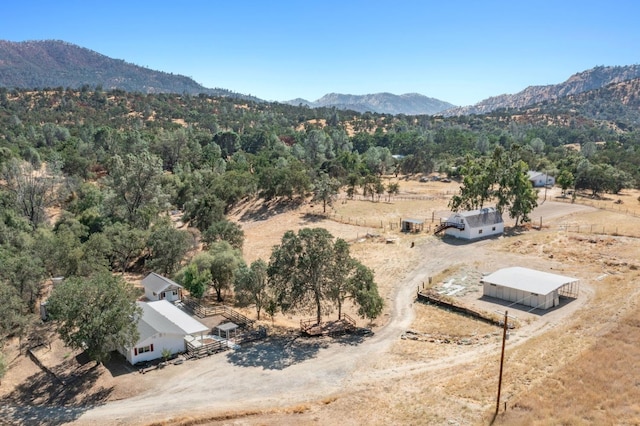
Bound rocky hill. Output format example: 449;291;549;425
0;40;257;99
444;65;640;116
285;92;455;115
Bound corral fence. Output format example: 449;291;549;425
185;326;267;360
179;298;255;328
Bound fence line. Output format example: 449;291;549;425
553;196;640;218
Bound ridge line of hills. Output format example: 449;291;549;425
1;40;640;117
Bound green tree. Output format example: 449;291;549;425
0;280;28;339
0;351;7;386
386;182;400;202
312;172;341;213
146;218;193;275
1;158;61;229
497;160;538;226
207;241;245;302
234;259;269;320
47;273;141;364
361;174;382;202
201;219;244;250
176;263;211;299
557;169;574;196
326;239;383;321
103;222;148;273
268;228;382;324
104;150;166;228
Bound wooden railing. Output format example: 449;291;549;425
434;221;465;235
180;298;255;328
340;313;356;330
185;339;227;359
300;318;318;333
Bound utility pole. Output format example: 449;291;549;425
495;310;509;416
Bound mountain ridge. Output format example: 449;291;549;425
0;39;259;100
443;65;640;116
284;92;456;115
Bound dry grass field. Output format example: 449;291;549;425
2;176;640;425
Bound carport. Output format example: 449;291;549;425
481;267;579;310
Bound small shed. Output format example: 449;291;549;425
142;272;184;302
216;322;239;340
401;218;424;233
481;267;579;310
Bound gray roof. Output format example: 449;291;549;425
136;300;208;341
402;218;424;224
481;267;579;295
216;322;239;332
142;272;183;294
453;207;503;228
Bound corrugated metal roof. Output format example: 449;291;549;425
141;272;183;294
137;300;208;337
452;207;503;228
481;267;578;295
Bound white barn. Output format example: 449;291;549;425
481;267;579;310
439;207;504;240
527;171;555;187
120;300;208;365
142;272;184;302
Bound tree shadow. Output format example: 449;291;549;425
0;364;112;425
226;335;329;370
102;351;138;377
239;198;304;222
301;212;327;223
332;329;371;346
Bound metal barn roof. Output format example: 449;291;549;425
452;207;503;227
137;300;208;339
481;267;578;295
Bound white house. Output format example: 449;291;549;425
481;267;579;310
120;300;209;365
142;272;184;302
438;207;504;240
527;171;555;187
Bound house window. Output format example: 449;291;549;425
137;344;154;354
172;290;178;296
478;229;483;234
490;284;496;287
492;227;496;231
531;292;538;296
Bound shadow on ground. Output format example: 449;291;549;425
239;199;304;222
0;364;112;425
226;335;329;370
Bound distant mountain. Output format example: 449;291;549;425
285;92;456;115
443;65;640;116
510;77;640;127
0;40;258;100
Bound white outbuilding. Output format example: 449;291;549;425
436;207;504;240
142;272;184;302
481;267;579;310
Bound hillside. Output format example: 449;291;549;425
444;65;640;116
0;40;258;100
285;92;456;115
509;77;640;127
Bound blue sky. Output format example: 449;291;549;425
2;1;639;106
